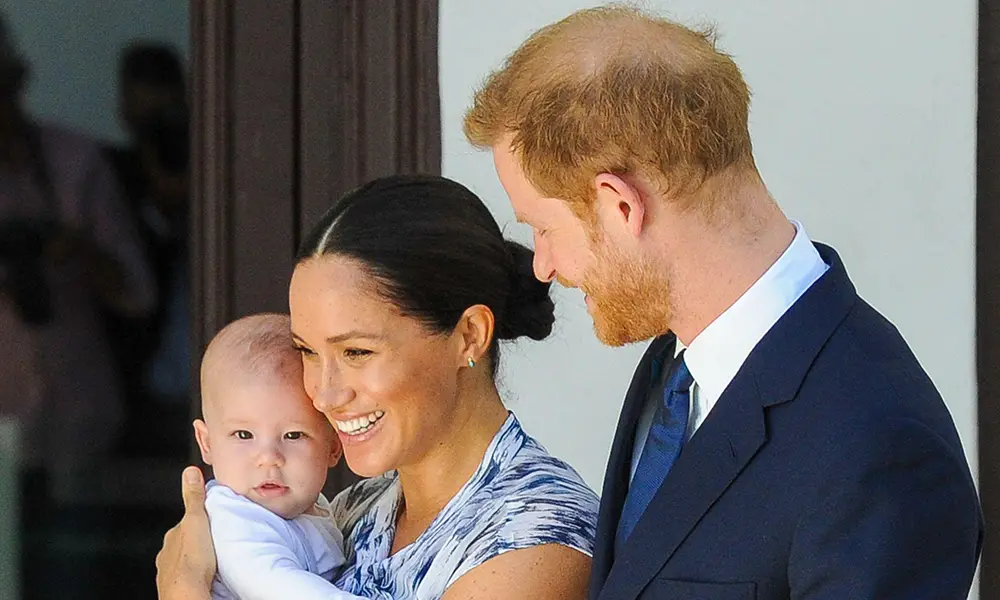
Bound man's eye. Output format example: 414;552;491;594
294;345;317;357
344;348;372;359
285;431;304;440
234;430;253;440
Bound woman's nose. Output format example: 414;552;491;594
312;383;356;415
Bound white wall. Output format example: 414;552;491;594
1;0;189;143
441;2;978;592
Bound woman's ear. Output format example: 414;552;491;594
193;419;213;465
454;304;495;368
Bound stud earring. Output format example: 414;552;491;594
467;357;476;368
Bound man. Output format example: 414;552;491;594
462;5;981;600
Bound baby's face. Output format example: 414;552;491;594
195;377;339;519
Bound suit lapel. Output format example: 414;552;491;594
599;374;767;600
596;243;857;600
590;334;676;595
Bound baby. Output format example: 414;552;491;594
193;313;360;599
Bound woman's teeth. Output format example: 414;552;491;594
335;410;385;435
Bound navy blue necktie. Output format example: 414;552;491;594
615;351;694;551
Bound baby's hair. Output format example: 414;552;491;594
201;313;302;398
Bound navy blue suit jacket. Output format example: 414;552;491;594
589;244;983;600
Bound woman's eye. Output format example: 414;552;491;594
284;431;304;440
344;348;372;359
234;430;253;440
294;345;317;357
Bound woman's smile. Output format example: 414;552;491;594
334;410;387;446
334;409;385;435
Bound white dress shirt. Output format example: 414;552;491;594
630;221;829;481
206;481;362;600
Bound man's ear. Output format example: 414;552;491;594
594;172;647;238
328;437;344;468
192;419;213;465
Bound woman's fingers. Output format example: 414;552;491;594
155;466;217;600
181;465;206;513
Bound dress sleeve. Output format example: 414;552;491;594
328;475;397;541
446;465;599;588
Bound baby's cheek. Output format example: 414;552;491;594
296;442;334;478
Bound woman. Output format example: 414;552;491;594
157;175;599;599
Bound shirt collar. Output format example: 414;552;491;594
681;220;829;405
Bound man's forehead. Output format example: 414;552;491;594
510;198;546;226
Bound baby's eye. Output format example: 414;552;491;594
233;430;253;440
284;431;304;440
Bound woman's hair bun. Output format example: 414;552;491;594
496;240;555;341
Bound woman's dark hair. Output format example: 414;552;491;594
296;174;555;375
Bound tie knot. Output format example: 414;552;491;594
665;351;694;395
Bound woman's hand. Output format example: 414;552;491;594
155;466;216;600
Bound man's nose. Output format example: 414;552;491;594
533;236;557;283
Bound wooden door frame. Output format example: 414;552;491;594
979;0;999;594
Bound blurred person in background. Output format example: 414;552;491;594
109;104;192;459
0;14;155;499
134;106;189;406
102;43;190;444
105;41;186;210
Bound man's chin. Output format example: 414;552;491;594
591;315;634;348
591;309;667;348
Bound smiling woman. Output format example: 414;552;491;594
283;175;597;599
290;174;552;476
156;174;599;600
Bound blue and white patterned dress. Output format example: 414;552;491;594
329;413;599;599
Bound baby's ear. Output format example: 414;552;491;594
193;419;213;465
328;436;343;467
